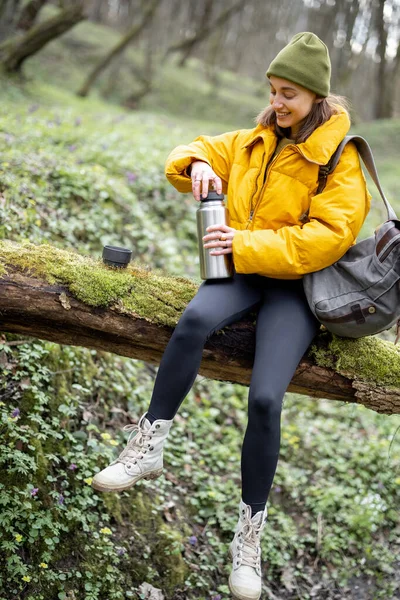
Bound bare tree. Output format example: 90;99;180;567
393;36;400;115
77;0;161;97
0;0;398;120
374;0;390;118
164;0;244;66
173;0;214;67
87;0;108;23
76;0;399;119
17;0;49;31
123;36;154;107
330;0;360;90
0;0;22;42
0;0;86;73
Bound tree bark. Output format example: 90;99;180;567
77;0;160;98
1;269;400;415
0;2;85;72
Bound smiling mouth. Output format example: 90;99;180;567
276;112;290;117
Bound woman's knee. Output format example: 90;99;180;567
248;390;283;422
174;304;212;342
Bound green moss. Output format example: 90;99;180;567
309;331;400;387
127;492;189;591
0;240;198;327
101;493;124;525
29;436;49;481
154;524;189;589
17;388;50;479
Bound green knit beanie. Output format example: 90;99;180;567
266;32;331;97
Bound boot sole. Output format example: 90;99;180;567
228;576;261;600
91;468;163;492
228;549;261;600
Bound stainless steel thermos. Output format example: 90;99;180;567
196;191;234;280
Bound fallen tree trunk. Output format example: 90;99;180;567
1;240;400;414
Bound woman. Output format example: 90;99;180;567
92;32;371;600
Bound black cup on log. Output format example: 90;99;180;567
102;245;132;268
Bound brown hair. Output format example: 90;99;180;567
256;94;351;144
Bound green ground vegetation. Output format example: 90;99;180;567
0;23;400;600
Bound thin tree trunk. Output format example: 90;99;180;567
165;1;243;62
16;0;48;31
88;0;107;22
375;0;390;118
333;0;360;89
123;39;154;107
77;0;160;98
0;0;22;42
0;2;85;72
393;38;400;116
177;0;213;67
385;18;400;118
204;31;224;90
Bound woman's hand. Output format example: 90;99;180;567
191;160;222;202
203;223;237;255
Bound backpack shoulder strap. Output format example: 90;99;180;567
317;135;397;221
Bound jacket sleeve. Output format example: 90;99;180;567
232;143;372;278
164;130;241;194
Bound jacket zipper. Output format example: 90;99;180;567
246;143;297;229
245;151;265;229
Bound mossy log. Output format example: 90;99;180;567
1;240;400;415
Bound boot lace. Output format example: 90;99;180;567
117;414;154;465
235;505;264;570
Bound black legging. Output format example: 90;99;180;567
147;270;320;514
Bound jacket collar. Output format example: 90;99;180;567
242;108;350;165
242;125;275;150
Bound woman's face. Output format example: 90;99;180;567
268;76;319;136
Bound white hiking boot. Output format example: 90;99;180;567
228;499;268;600
92;413;173;492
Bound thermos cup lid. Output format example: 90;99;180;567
102;245;132;268
201;191;225;202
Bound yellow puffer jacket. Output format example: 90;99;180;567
165;109;371;279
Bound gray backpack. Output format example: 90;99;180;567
303;135;400;339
